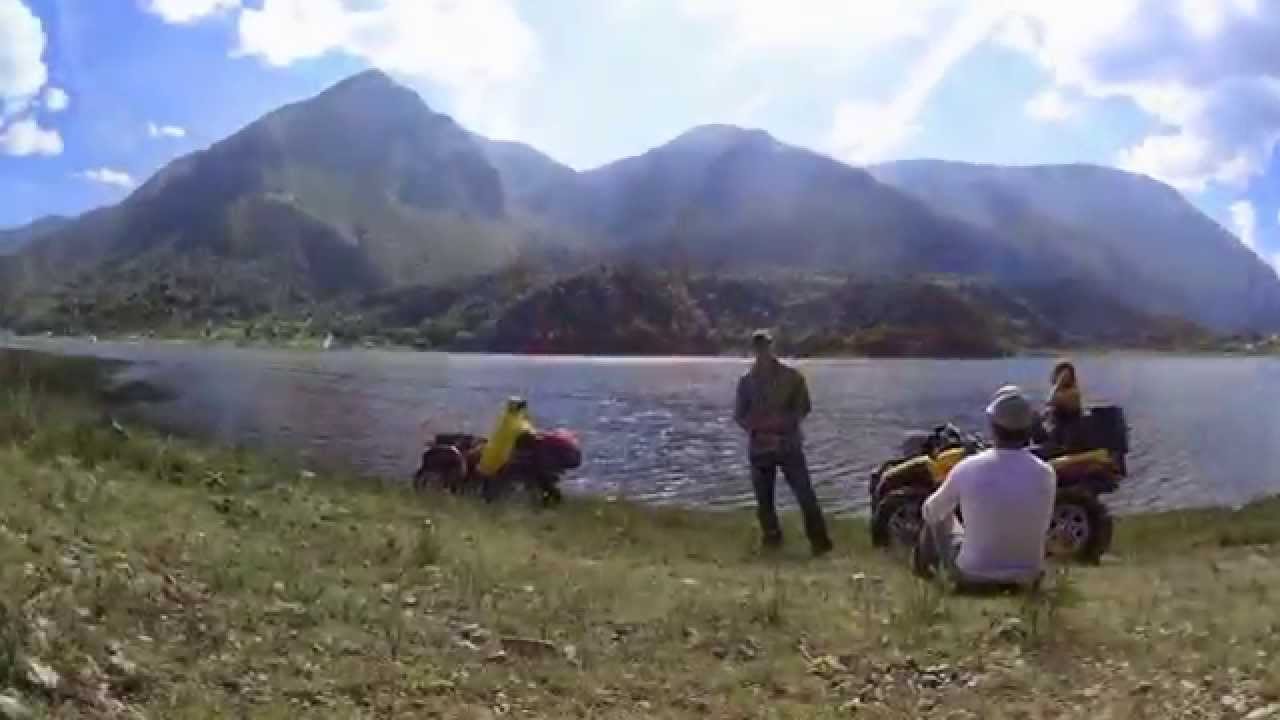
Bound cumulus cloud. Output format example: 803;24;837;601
1006;0;1280;191
141;0;240;24
826;1;1009;165
147;121;186;139
76;168;137;189
0;116;62;156
0;0;49;116
233;0;538;134
42;86;68;112
683;0;954;57
689;0;1280;187
1025;89;1078;122
1229;200;1257;250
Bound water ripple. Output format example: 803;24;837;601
15;338;1280;515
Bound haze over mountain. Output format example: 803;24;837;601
871;160;1280;331
0;215;69;255
5;71;531;307
1;70;1275;350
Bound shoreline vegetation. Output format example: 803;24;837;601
6;327;1275;361
1;266;1243;360
2;348;1280;717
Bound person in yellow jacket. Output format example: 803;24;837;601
1046;361;1084;450
477;396;535;477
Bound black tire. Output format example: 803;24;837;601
1048;488;1113;564
412;468;431;493
544;485;563;507
414;465;463;494
481;474;511;504
871;487;930;549
535;478;563;508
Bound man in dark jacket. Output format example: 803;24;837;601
735;330;833;556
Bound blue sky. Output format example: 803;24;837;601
1;0;1278;270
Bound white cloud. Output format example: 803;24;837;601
76;168;137;189
1229;200;1257;250
826;1;1009;165
0;116;62;156
141;0;240;24
682;0;954;57
1024;89;1078;122
1006;0;1280;191
233;0;538;135
0;0;49;116
42;86;68;113
147;121;187;139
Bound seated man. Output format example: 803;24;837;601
915;386;1056;589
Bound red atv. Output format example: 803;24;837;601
413;429;581;507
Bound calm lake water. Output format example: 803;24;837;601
9;338;1280;514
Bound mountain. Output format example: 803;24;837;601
346;266;1211;357
0;215;70;255
870;160;1280;331
517;124;1029;279
2;70;1268;344
4;70;542;319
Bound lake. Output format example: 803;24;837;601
8;338;1280;514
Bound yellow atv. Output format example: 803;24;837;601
869;407;1128;564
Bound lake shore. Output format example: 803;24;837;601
5;330;1261;361
2;348;1279;717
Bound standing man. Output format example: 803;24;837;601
735;330;833;556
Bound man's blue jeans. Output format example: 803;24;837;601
750;449;831;551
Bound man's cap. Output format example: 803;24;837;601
751;329;774;345
985;385;1034;431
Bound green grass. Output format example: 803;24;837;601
2;350;1279;717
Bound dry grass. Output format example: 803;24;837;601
1;350;1279;718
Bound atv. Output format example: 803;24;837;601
414;429;581;507
869;406;1129;564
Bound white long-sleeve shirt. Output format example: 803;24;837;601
922;448;1056;582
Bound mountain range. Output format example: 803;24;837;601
0;69;1273;354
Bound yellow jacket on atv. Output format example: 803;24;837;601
477;399;534;477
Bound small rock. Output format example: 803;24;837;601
0;694;32;720
562;645;580;666
484;650;508;664
683;627;702;647
106;650;138;680
1133;681;1154;695
1247;704;1280;720
21;658;61;695
990;617;1027;642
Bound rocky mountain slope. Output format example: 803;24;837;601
2;70;1271;348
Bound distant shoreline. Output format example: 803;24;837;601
5;331;1271;361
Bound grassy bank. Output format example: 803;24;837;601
2;351;1279;718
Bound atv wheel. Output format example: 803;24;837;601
871;488;929;550
1047;489;1113;563
414;466;463;494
